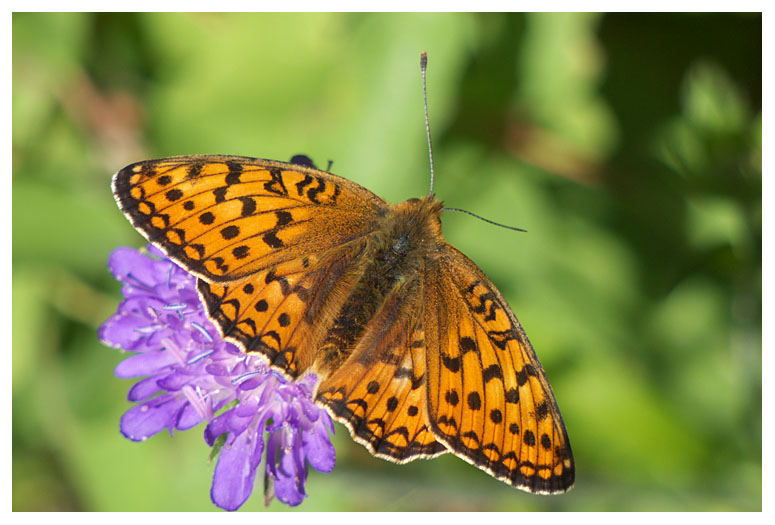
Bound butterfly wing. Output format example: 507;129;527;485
113;155;386;377
315;276;447;462
423;244;575;493
196;241;366;376
113;155;385;282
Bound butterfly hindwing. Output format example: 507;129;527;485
316;277;447;462
423;244;575;493
112;155;385;282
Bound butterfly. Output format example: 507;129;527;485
112;151;575;494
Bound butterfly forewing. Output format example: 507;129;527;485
423;245;575;493
112;155;385;282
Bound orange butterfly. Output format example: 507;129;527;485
112;152;574;493
112;57;574;495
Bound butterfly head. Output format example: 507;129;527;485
388;194;444;245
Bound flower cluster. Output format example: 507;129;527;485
99;245;335;509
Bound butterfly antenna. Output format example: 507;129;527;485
421;51;435;196
442;207;527;232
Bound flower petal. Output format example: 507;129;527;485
120;394;182;441
271;443;306;506
99;311;151;349
303;417;336;473
108;247;158;285
211;428;263;511
127;376;164;402
114;350;179;378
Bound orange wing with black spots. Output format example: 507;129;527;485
112;155;384;283
113;155;385;377
316;277;447;462
423;245;575;493
196;243;367;377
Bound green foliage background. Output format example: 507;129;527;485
12;12;761;511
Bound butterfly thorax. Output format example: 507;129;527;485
314;195;445;373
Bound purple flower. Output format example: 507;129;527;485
99;245;335;510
